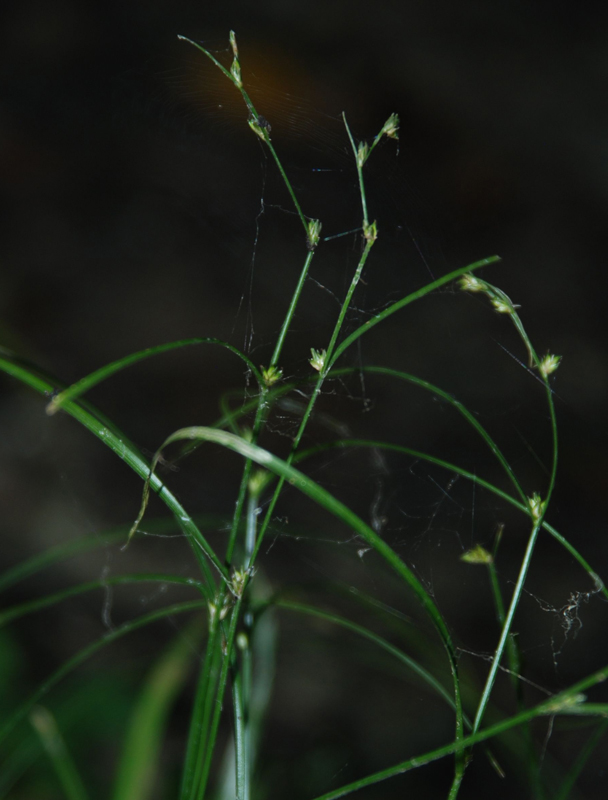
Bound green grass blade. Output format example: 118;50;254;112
0;574;204;627
46;338;261;416
30;706;90;800
219;390;245;436
0;601;205;748
328;257;501;369
112;619;203;800
348;365;527;503
309;666;608;800
0;353;226;590
179;615;221;800
0;531;125;593
293;437;522;507
275;600;456;711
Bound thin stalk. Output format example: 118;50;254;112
244;492;259;570
470;284;560;741
178;34;308;234
262;136;308;233
353;366;527;505
0;573;204;627
223;396;267;566
270;249;316;368
488;531;542;798
325;239;375;366
234;604;255;800
447;769;466;800
230;251;319;566
342;113;369;226
232;666;249;800
473;520;542;736
487;538;520;692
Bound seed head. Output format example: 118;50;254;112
539;353;562;379
309;348;326;372
381;113;400;140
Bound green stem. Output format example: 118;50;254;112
195;595;245;800
180;614;220;800
270;249;316;368
0;574;204;627
342;113;368;226
232;664;249;800
223;395;268;566
472;521;542;735
178;35;308;234
470;284;561;742
488;532;542;798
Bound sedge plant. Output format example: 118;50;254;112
1;30;607;800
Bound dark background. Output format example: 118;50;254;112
1;1;608;798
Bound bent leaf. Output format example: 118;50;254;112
46;338;261;416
